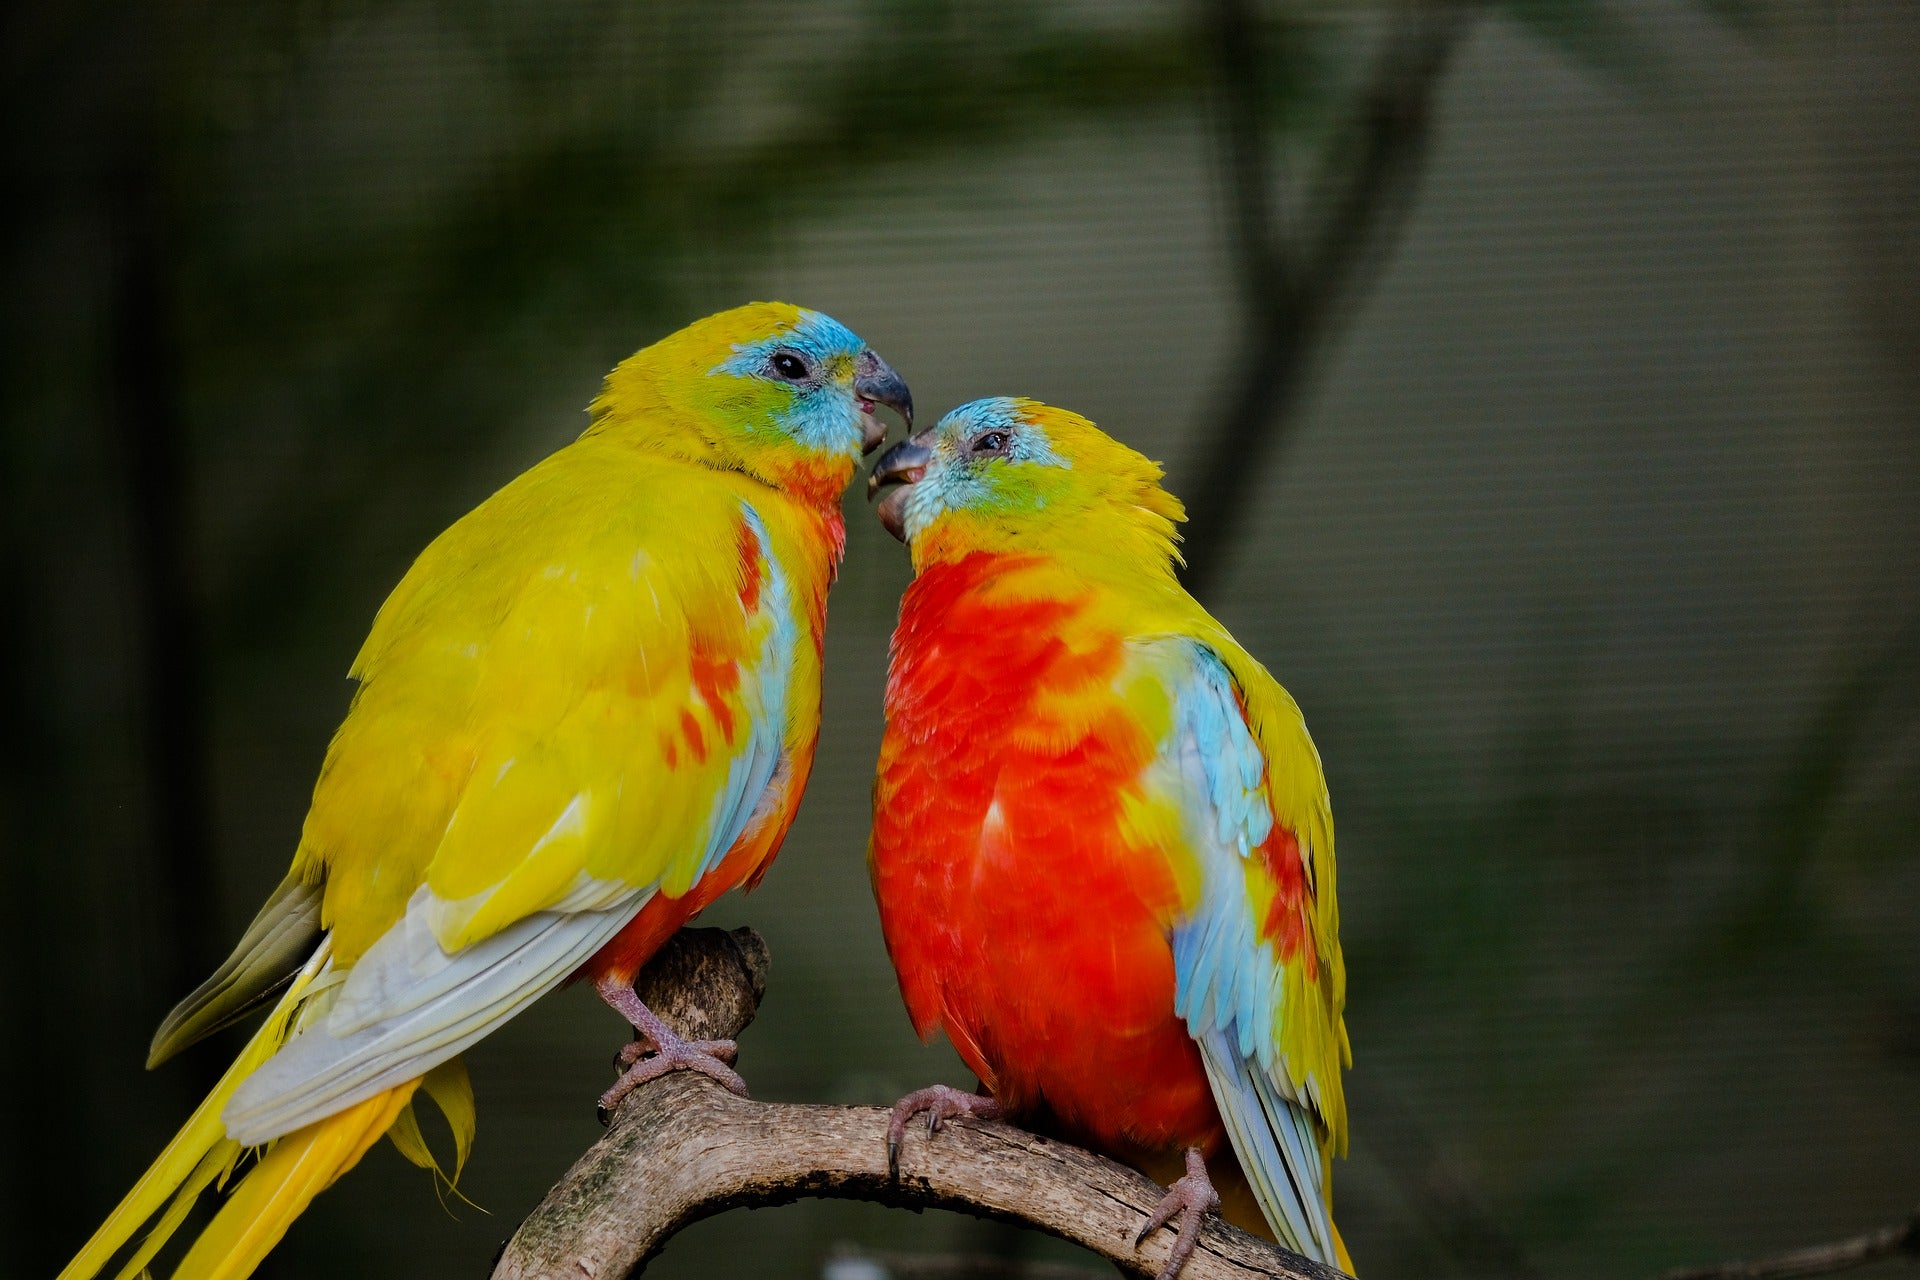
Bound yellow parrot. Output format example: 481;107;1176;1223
61;301;911;1280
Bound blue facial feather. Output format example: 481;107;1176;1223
711;309;869;458
938;398;1070;466
896;398;1072;539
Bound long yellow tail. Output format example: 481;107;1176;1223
167;1085;415;1280
1333;1219;1355;1275
57;947;451;1280
1325;1147;1355;1276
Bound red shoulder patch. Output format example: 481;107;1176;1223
1257;825;1317;981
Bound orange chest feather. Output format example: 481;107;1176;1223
871;553;1219;1151
877;553;1143;870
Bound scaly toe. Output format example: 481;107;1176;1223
1135;1149;1222;1280
681;1037;738;1064
885;1084;1003;1180
614;1035;734;1073
596;1036;748;1124
613;1039;655;1071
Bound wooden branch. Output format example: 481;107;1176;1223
1660;1206;1920;1280
492;927;1325;1280
1295;2;1477;328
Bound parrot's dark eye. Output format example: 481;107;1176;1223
974;431;1010;454
769;351;809;381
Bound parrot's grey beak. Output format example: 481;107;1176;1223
853;351;913;455
867;433;935;543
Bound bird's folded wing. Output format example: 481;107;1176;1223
1134;635;1347;1266
148;870;324;1068
227;490;797;1144
223;894;633;1145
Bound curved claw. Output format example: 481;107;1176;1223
884;1083;1004;1182
597;1035;746;1122
593;974;746;1125
615;1036;734;1072
1134;1148;1222;1280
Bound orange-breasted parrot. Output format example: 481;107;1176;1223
866;398;1350;1279
61;301;911;1280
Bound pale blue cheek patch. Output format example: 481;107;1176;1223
783;391;867;459
900;465;969;542
708;309;868;458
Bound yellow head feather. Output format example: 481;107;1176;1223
587;301;881;506
884;397;1186;576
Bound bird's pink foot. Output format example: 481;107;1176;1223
595;975;746;1124
886;1083;1004;1179
1134;1147;1222;1280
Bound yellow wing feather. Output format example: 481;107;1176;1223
1206;629;1350;1155
298;434;790;962
63;299;873;1280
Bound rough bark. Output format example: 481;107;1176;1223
492;927;1327;1280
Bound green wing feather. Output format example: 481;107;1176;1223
148;870;324;1068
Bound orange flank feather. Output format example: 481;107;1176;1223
873;549;1222;1163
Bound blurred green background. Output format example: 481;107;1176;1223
4;1;1917;1277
